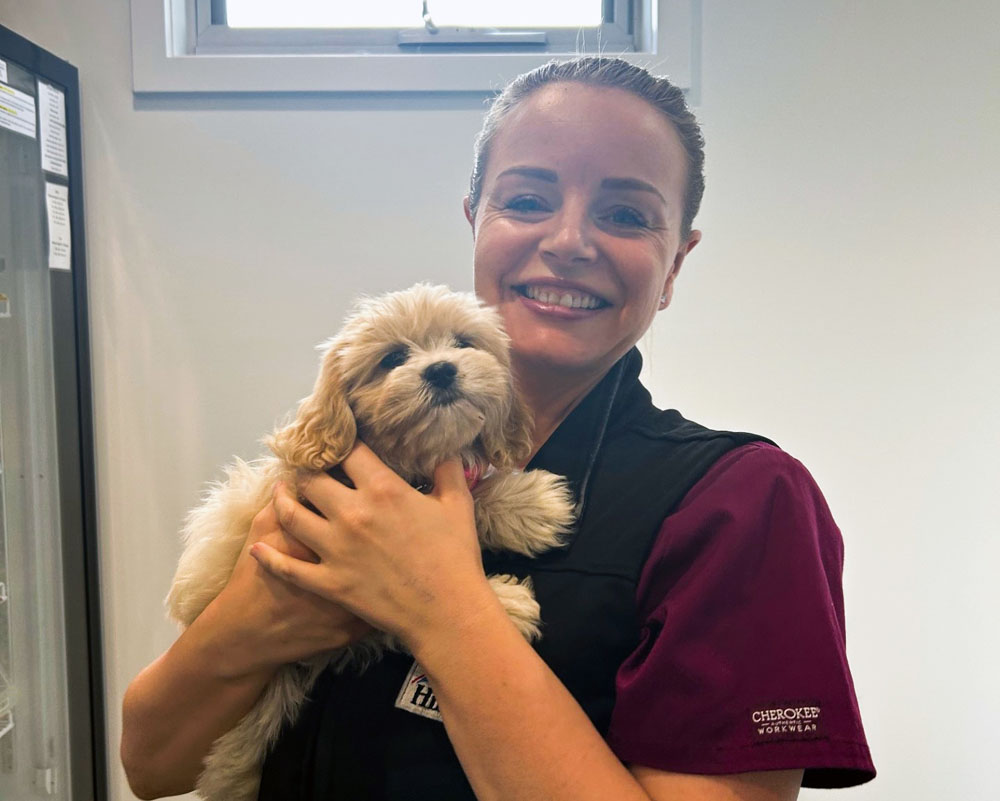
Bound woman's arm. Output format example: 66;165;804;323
406;566;802;801
251;446;803;801
631;766;802;801
120;598;278;799
421;587;805;800
121;502;370;799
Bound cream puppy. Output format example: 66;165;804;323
166;284;574;801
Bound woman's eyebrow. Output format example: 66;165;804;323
496;166;558;183
601;177;667;204
494;169;667;205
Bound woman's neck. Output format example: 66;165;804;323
514;360;609;462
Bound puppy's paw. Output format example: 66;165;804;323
488;573;542;642
474;470;575;556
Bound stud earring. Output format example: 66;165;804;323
659;294;667;304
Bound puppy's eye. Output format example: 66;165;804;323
379;347;409;370
455;337;475;349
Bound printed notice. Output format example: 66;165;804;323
38;80;68;176
0;81;37;139
0;60;7;84
45;182;71;270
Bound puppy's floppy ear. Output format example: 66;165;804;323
479;383;534;471
267;341;356;470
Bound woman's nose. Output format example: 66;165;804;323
540;201;597;265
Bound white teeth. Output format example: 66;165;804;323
523;286;602;309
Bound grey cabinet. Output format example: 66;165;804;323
0;25;104;801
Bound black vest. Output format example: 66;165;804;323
258;348;773;800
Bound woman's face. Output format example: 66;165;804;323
469;82;700;380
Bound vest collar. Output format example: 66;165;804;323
527;347;648;518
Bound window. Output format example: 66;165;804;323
130;0;697;94
223;1;605;29
202;1;626;55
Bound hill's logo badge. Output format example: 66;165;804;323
395;660;443;722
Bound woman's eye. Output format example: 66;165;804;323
455;337;475;349
379;347;409;370
505;195;549;213
603;206;649;228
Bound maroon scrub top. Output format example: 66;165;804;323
607;442;876;787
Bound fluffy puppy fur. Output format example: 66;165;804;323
166;284;574;801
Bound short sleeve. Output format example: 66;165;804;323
606;442;875;787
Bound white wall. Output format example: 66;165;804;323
1;1;997;799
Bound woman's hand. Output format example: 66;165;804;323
208;494;374;675
250;443;493;653
121;491;372;799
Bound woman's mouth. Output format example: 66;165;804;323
513;284;610;310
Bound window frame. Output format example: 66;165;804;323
130;0;698;94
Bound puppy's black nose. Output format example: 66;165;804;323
423;361;458;389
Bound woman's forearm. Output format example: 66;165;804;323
120;600;277;799
123;497;375;799
410;586;651;801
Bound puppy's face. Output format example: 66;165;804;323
325;286;524;476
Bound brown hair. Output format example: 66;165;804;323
468;57;705;238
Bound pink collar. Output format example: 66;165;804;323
464;462;494;491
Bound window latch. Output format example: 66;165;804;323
400;0;547;47
398;28;548;47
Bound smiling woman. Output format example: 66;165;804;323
121;56;875;801
469;83;699;395
253;58;873;801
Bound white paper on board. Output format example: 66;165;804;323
0;81;37;139
0;60;7;84
37;80;68;176
45;182;71;270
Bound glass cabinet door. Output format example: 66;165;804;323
1;24;107;800
0;47;80;800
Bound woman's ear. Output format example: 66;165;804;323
267;344;356;470
463;196;476;235
660;229;702;309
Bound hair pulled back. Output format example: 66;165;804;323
468;57;705;238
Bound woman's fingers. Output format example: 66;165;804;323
263;450;480;641
295;453;375;521
337;441;403;490
248;500;318;561
297;446;467;513
272;481;336;555
249;541;326;596
432;458;471;499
